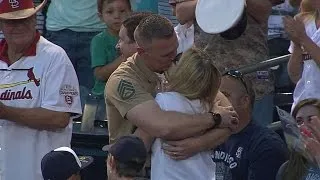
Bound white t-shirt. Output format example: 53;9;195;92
0;37;82;180
289;19;320;111
151;92;216;180
175;24;195;54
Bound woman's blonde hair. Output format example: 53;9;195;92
167;47;221;110
290;0;318;21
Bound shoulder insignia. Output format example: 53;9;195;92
117;79;136;100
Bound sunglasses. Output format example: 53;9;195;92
224;70;249;94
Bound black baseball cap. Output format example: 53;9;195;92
103;136;147;170
41;147;93;180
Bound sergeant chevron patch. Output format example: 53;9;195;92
117;79;135;100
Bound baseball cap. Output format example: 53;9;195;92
195;0;247;39
103;136;147;170
0;0;47;20
41;147;94;180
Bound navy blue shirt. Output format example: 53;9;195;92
212;122;288;180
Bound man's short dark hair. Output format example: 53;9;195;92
123;12;154;42
97;0;131;13
134;14;175;45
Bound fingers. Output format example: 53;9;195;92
170;155;187;160
294;15;304;23
300;126;313;138
229;110;238;118
162;142;178;151
164;150;186;160
283;15;294;23
305;138;320;157
283;16;291;25
308;116;320;141
231;116;239;125
283;16;295;29
214;100;222;107
162;145;187;160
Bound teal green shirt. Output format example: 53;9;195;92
91;30;119;95
46;0;105;32
131;0;158;13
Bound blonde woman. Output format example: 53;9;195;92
277;98;320;180
150;48;236;180
284;0;320;111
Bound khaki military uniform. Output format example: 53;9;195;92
105;53;160;144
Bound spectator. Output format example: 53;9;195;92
277;98;320;180
151;48;234;180
284;0;320;111
105;14;238;177
103;135;149;180
175;0;276;126
0;0;46;40
45;0;105;107
117;12;153;59
0;0;82;179
268;0;297;91
41;147;93;180
106;14;237;144
169;0;194;54
162;70;288;180
89;0;131;120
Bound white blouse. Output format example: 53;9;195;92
289;18;320;112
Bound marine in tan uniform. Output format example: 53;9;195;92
106;53;159;144
105;14;239;145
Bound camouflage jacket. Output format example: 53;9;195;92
194;14;274;99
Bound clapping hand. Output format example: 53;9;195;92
301;116;320;166
283;16;307;45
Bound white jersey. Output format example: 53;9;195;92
0;36;82;180
152;92;216;180
289;19;320;111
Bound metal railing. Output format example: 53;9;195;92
237;54;291;75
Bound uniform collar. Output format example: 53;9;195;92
133;53;159;83
0;31;41;65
